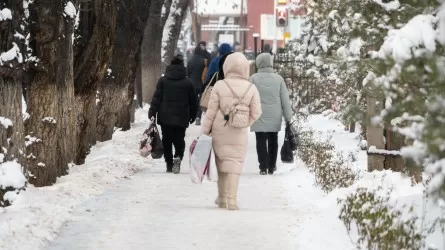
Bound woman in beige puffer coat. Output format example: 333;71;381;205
201;52;262;210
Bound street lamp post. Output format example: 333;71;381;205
253;33;259;59
261;39;265;53
253;33;260;73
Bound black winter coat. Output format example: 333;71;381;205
149;65;198;128
187;50;208;92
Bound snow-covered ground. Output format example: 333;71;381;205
0;107;153;250
1;107;443;250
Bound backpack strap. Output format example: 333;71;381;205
223;79;252;103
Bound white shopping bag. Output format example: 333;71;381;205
189;135;212;184
206;150;218;182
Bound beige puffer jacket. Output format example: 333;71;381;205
201;52;262;174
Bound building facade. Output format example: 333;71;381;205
193;0;306;53
246;0;306;51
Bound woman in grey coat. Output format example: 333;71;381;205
250;53;292;175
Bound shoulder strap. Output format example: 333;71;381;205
223;80;240;100
209;72;218;86
240;83;253;100
223;80;253;102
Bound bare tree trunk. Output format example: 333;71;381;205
0;0;26;205
73;0;116;165
25;0;76;187
141;0;164;103
161;0;190;74
161;0;173;27
96;0;152;141
135;61;143;107
134;0;171;107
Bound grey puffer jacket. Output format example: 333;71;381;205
250;53;292;132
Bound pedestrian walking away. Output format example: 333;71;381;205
187;43;210;125
149;54;198;174
250;52;292;175
203;43;232;85
201;52;262;210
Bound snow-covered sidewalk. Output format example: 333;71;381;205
3;108;443;250
40;110;324;250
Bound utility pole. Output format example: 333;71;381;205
240;0;245;51
272;0;277;53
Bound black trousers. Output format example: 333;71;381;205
255;132;279;171
196;92;203;119
161;125;186;165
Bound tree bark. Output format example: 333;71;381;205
161;0;189;74
141;0;165;103
134;0;171;108
25;0;76;187
0;0;26;205
161;0;173;28
96;0;152;141
73;0;116;165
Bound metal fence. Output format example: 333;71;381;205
273;50;324;111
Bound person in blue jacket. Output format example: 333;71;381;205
203;43;232;85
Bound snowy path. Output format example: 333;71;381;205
45;125;321;250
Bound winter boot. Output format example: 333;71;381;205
259;169;267;175
195;118;201;126
166;163;173;173
214;172;228;208
226;173;240;210
172;157;181;174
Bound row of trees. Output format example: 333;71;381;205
284;0;445;198
0;0;190;206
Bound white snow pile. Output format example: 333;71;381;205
0;43;22;65
63;1;77;18
0;106;152;250
0;161;26;190
377;14;437;62
296;114;445;249
372;0;400;11
0;8;12;21
0;116;13;129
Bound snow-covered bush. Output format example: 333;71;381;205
298;130;357;192
338;188;437;250
0;160;27;206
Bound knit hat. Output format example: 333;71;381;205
171;54;184;65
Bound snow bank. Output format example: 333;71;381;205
297;114;445;249
0;106;152;250
304;114;367;172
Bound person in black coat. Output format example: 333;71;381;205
149;54;198;174
187;44;209;125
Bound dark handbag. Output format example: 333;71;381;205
280;139;294;163
150;122;164;159
286;121;299;151
281;122;298;163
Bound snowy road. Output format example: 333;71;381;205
46;126;320;250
